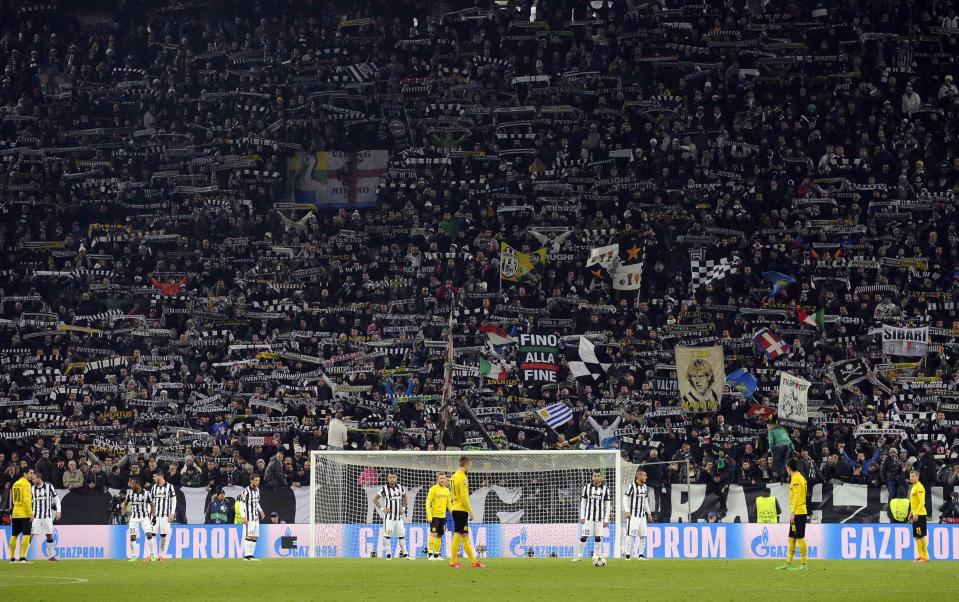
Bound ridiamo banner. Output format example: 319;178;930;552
3;523;957;560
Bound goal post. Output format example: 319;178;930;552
310;450;623;559
620;459;693;523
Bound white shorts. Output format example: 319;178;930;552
149;516;172;536
626;516;648;537
581;521;607;538
128;518;152;536
32;518;54;536
384;519;406;538
244;520;260;539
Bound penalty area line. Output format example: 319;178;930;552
0;576;90;587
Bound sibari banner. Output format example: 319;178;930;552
3;523;958;560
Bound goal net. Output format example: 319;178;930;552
310;450;622;559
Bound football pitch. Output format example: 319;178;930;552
2;558;953;601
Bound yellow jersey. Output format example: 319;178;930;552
12;476;33;519
450;469;472;513
789;471;807;516
425;484;452;521
909;481;926;516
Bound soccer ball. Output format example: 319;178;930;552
592;556;607;567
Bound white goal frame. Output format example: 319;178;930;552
310;449;623;559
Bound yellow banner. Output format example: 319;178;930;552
500;242;547;284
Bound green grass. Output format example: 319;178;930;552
1;558;954;601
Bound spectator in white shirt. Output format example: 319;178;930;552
327;413;348;450
939;75;958;101
901;85;921;114
942;10;958;29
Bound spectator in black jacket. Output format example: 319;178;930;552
84;463;106;492
264;452;287;489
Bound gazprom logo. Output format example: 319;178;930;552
51;528;105;559
509;528;529;557
751;527;772;558
750;527;818;559
509;528;573;558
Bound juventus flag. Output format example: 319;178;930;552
612;260;644;291
517;333;559;384
564;337;613;381
587;244;619;269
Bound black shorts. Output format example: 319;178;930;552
913;515;927;539
11;517;31;537
452;510;469;534
790;514;807;539
429;517;446;537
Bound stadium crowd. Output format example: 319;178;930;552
1;0;959;523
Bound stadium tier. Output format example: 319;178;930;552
1;0;958;589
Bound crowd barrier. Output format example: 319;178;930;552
3;523;957;560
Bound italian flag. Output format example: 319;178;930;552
479;358;509;380
797;308;824;328
479;323;515;346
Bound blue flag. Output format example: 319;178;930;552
763;271;796;297
725;368;758;399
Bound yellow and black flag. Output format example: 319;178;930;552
500;242;547;286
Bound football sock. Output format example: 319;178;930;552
918;538;928;559
576;540;586;558
637;536;647;557
378;530;387;556
462;536;477;563
787;538;796;563
623;535;634;557
798;539;808;563
19;536;31;560
128;539;136;559
45;539;54;559
398;537;407;555
9;537;17;561
451;533;462;561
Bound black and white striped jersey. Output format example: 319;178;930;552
376;484;406;520
31;482;60;520
125;489;153;520
625;482;650;517
580;483;611;522
237;485;263;521
151;482;177;517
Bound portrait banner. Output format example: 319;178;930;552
675;345;724;412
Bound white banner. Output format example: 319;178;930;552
586;243;618;269
778;372;810;425
612;261;643;290
881;325;929;356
